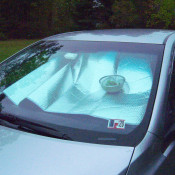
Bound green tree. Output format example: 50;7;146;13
0;0;74;38
146;0;175;29
53;0;76;33
0;0;174;39
110;0;139;28
132;0;152;27
71;0;97;30
94;0;115;28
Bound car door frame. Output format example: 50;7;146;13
127;33;175;175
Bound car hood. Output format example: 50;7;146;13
0;125;134;175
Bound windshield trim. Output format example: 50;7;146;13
0;41;165;146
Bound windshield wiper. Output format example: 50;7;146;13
0;114;73;141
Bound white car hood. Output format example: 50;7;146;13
0;125;134;175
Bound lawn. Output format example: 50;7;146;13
0;39;38;62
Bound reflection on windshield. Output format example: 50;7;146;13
0;41;62;90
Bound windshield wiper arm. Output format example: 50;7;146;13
0;114;73;141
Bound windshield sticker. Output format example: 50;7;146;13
108;119;125;129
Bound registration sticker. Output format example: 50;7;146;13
108;119;125;129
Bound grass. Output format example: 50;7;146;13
0;39;38;62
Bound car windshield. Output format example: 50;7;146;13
0;40;164;146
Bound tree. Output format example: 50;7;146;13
0;0;174;39
110;0;139;28
71;0;97;30
53;0;77;33
146;0;175;29
94;0;115;28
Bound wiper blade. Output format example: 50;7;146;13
0;114;72;141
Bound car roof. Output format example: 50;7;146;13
45;29;175;45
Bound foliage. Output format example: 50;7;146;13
0;52;49;87
0;41;62;89
0;32;7;41
71;0;97;30
0;0;174;39
90;0;115;29
146;0;175;29
110;0;139;28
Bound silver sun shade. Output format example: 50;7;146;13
4;49;155;125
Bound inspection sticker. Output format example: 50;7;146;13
108;119;125;129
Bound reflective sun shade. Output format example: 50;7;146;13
1;40;162;126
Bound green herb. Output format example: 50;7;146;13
106;80;118;86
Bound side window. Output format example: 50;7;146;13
165;46;175;132
162;46;175;152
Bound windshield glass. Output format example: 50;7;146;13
0;40;164;146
